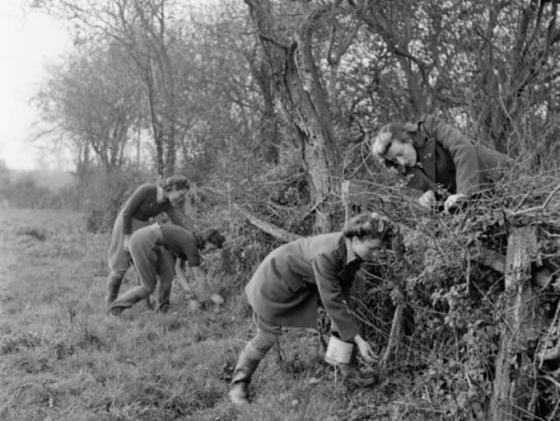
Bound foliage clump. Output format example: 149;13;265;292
336;171;560;419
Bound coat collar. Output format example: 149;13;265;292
405;117;437;185
156;186;170;205
343;237;360;264
337;236;363;283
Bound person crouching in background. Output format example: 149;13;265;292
108;223;225;315
229;212;402;405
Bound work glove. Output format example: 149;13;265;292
187;299;201;312
354;335;378;363
418;190;436;208
444;193;467;213
210;293;224;305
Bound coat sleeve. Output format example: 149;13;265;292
178;238;201;267
312;253;359;342
423;115;480;194
164;204;193;230
121;185;150;235
161;227;201;267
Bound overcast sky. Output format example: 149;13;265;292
0;1;70;171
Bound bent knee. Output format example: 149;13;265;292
247;331;280;359
142;284;156;295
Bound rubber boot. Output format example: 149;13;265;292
314;333;327;362
229;349;261;405
106;275;123;306
109;286;149;314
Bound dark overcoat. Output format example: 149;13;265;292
404;115;511;195
245;232;362;342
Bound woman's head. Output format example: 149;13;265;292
198;228;225;250
159;175;190;200
343;212;397;260
371;122;417;167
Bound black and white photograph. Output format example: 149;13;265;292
2;1;560;420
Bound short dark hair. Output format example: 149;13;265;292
199;228;225;249
160;175;190;192
379;122;415;145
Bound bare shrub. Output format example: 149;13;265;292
15;226;47;241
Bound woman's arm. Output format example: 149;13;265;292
165;205;194;231
190;266;210;298
121;184;151;237
312;254;360;342
174;259;193;294
423;115;480;194
183;266;222;303
313;253;380;361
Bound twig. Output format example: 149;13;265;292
543;374;560;391
542;185;560;209
512;191;533;212
511;185;560;216
538;300;560;365
258;33;289;51
547;400;560;421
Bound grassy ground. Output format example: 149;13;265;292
0;208;431;421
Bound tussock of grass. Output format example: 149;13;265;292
15;226;47;241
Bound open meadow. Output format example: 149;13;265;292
0;208;412;421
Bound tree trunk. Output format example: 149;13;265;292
233;202;302;243
250;56;279;164
144;61;165;176
490;225;538;421
244;0;339;233
160;40;178;176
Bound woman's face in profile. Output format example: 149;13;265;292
166;188;186;202
384;139;417;167
351;237;383;261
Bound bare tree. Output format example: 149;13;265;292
35;40;142;177
42;0;189;176
474;0;560;154
354;0;560;158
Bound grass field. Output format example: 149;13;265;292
0;208;413;421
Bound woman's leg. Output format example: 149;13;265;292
109;227;159;313
106;216;149;306
156;249;175;313
230;314;282;405
106;215;130;305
